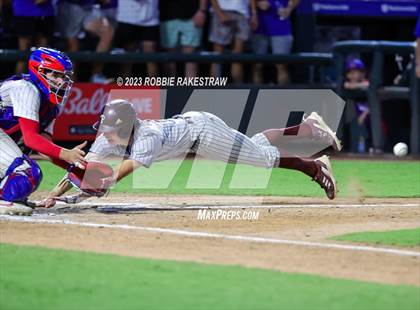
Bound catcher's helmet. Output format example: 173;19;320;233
28;47;73;105
93;99;137;138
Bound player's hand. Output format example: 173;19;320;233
192;10;206;27
257;0;270;11
100;176;116;189
39;193;91;206
37;196;57;208
60;141;87;165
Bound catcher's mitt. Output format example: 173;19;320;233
67;161;114;197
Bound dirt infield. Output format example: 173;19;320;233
1;194;419;286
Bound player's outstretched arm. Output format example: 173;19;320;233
59;141;87;165
40;132;87;170
39;153;141;208
38;152;120;208
19;117;87;165
114;159;143;182
37;176;74;208
38;151;98;208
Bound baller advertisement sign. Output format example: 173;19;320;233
53;83;161;141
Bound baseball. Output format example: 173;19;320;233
393;142;408;157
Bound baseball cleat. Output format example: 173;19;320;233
303;112;342;151
0;200;33;216
313;155;337;200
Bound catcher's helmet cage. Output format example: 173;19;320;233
28;47;73;105
93;99;137;138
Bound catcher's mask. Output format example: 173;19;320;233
93;99;137;139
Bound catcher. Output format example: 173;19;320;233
0;47;86;215
39;99;341;207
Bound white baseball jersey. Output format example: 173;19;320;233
90;111;280;169
0;79;41;122
0;128;24;179
0;79;43;178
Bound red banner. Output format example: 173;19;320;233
53;83;161;141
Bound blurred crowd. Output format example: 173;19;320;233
0;0;301;84
2;1;418;154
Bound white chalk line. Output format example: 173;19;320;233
55;202;419;209
1;215;419;258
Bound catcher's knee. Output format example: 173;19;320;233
0;155;42;202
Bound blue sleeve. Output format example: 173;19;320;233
416;15;420;38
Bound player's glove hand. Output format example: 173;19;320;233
67;161;114;197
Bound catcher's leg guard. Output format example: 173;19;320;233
0;155;42;202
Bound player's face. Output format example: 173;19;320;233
38;66;73;104
44;69;73;101
103;131;128;146
346;70;365;83
45;70;67;88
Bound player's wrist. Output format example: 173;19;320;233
59;148;66;159
47;192;59;199
59;148;71;163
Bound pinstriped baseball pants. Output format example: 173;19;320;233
185;112;280;168
0;128;23;179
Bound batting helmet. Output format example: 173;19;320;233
93;99;137;138
28;47;73;105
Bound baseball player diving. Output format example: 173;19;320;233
39;99;342;208
0;47;87;215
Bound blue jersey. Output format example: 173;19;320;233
255;0;292;37
12;0;54;17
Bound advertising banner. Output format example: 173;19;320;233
53;83;160;141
